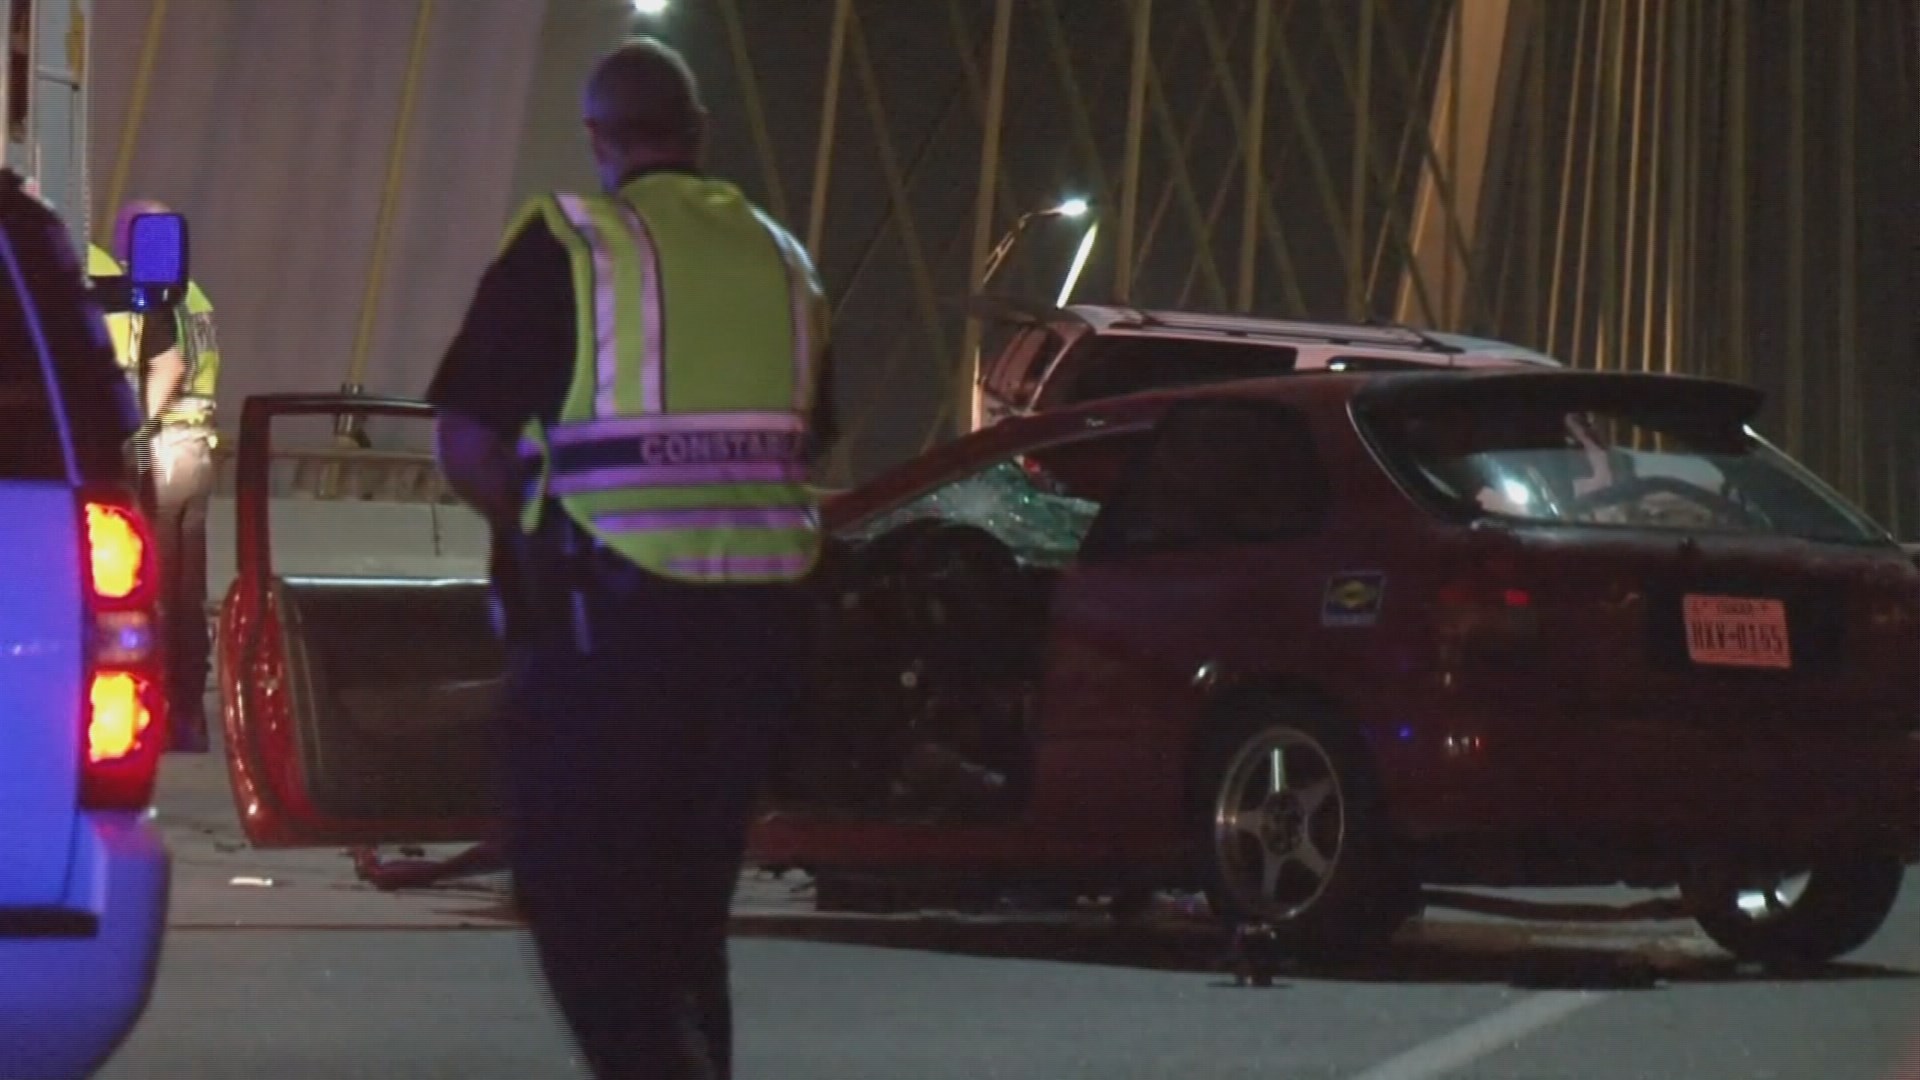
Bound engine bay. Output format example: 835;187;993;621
782;459;1109;815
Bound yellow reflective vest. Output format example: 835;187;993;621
514;173;829;585
87;243;220;427
88;243;136;371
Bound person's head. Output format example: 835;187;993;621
582;37;707;193
113;198;172;263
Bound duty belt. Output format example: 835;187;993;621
162;395;217;427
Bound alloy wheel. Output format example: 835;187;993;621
1212;726;1346;921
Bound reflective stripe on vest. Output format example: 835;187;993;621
518;413;808;496
555;193;665;416
752;207;819;412
167;280;220;426
514;175;825;585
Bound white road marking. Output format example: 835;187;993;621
1345;990;1607;1080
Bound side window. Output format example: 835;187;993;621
982;325;1058;406
1081;400;1332;562
846;430;1152;568
0;184;136;483
0;247;61;480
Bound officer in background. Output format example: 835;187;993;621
92;200;222;753
427;38;836;1080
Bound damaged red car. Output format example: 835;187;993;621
217;369;1920;965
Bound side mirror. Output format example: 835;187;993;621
126;212;189;293
92;213;190;314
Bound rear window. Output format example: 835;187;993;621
1362;401;1887;546
1053;336;1299;405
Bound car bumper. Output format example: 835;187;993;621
1370;710;1920;857
0;811;169;1080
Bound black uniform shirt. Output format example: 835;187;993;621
136;308;178;361
427;173;839;451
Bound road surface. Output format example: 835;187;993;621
99;741;1920;1080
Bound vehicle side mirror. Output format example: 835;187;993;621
92;213;190;315
127;212;189;294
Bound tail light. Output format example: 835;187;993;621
1433;577;1541;656
78;489;165;809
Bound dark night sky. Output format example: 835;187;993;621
518;0;1919;527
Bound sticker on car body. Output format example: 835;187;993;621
1322;572;1387;627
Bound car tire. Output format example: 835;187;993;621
1683;854;1904;966
1190;695;1417;955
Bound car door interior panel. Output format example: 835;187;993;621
277;576;503;820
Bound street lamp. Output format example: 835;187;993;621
967;197;1094;431
979;197;1093;291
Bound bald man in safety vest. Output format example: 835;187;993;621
428;37;837;1080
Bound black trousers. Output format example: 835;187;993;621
502;562;810;1080
151;427;215;751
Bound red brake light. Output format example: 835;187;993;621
85;501;150;604
1437;582;1532;609
88;671;156;763
78;491;165;810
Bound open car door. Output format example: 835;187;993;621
218;394;503;848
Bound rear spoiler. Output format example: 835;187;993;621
1350;369;1766;425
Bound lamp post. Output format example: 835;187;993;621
979;197;1090;291
965;198;1091;431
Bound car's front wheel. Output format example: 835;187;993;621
1192;698;1418;953
1682;854;1904;966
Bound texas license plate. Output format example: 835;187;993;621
1682;595;1792;669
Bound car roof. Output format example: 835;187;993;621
1029;366;1765;430
1058;304;1565;367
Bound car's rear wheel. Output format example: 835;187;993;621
1682;854;1904;966
1192;697;1417;953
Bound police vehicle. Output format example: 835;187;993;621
0;171;184;1079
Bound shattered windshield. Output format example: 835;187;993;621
849;458;1103;567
